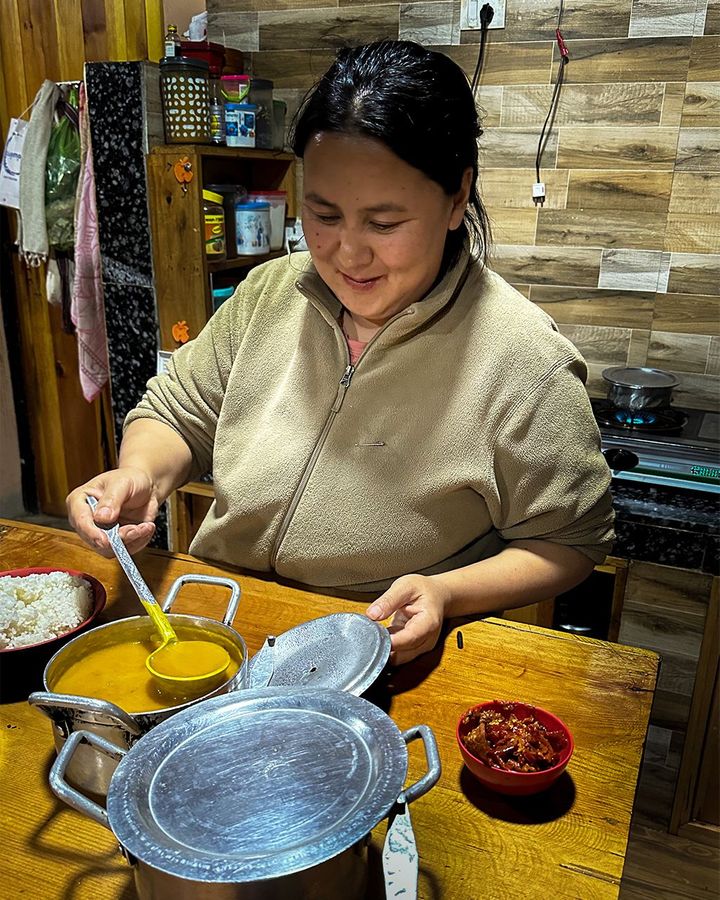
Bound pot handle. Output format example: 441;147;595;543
49;729;127;829
398;725;441;805
28;692;143;738
162;573;241;625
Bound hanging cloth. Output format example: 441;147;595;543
70;82;109;402
16;80;60;266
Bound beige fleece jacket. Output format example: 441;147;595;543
126;249;614;590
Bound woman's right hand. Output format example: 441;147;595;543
66;467;159;557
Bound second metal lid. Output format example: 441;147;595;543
602;366;679;389
248;613;391;694
107;687;408;882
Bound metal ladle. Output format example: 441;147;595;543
85;496;231;699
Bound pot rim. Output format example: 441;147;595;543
42;613;248;717
602;366;679;390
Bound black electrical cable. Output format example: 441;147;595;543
534;0;568;189
471;3;495;94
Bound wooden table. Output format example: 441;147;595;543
0;520;658;899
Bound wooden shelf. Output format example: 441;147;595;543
146;142;296;350
177;481;215;498
208;249;286;272
150;145;294;162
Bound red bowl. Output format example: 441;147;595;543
457;700;573;796
0;567;107;702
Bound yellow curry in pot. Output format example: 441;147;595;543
53;638;241;712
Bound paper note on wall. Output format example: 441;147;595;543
0;119;28;209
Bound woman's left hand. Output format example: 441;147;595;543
365;574;451;665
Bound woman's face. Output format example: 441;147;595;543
302;132;470;327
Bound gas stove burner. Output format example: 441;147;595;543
593;400;688;435
614;410;657;427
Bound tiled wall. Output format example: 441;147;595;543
209;0;720;410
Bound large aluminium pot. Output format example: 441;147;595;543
50;687;441;900
29;574;247;796
602;366;679;410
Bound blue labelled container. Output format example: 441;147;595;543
224;102;256;148
235;200;270;255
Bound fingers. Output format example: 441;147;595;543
66;469;156;557
117;522;156;555
366;575;420;621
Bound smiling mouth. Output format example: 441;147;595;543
341;272;382;287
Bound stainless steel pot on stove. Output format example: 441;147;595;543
29;574;247;796
602;366;679;411
50;687;441;900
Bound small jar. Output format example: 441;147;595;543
225;102;256;148
203;189;226;259
235;201;270;255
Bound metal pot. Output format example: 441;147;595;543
602;366;679;411
50;687;441;900
29;574;247;796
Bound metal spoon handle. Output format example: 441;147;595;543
85;495;176;644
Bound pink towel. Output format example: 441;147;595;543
71;82;109;403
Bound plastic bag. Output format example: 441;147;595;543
45;88;80;252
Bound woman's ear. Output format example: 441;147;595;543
448;167;474;231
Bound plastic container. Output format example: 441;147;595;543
248;190;286;251
179;40;226;78
225;102;256;148
212;285;235;312
205;184;248;253
248;78;273;149
202;189;226;259
220;74;250;102
235;201;270;255
159;57;211;144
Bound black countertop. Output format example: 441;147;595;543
610;480;719;574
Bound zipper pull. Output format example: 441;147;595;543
340;365;354;388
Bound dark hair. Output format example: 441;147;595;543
290;40;491;272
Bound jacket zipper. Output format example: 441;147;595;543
269;363;355;568
269;290;413;571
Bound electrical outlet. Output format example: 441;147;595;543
460;0;505;30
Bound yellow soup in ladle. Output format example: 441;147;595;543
54;638;241;712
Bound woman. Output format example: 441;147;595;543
67;41;614;665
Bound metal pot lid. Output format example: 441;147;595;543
106;687;408;882
602;366;679;389
247;612;390;694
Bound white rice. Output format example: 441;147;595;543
0;572;93;650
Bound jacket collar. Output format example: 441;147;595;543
294;244;475;339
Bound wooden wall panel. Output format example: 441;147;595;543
654;293;720;333
682;82;720;126
566;171;672;211
487;0;632;41
258;6;400;51
556;36;692;84
557;126;678;169
502;83;664;127
530;286;655;330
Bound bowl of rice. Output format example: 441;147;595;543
0;567;106;702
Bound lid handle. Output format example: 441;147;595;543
162;574;241;625
28;692;143;737
49;730;127;829
398;725;441;805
